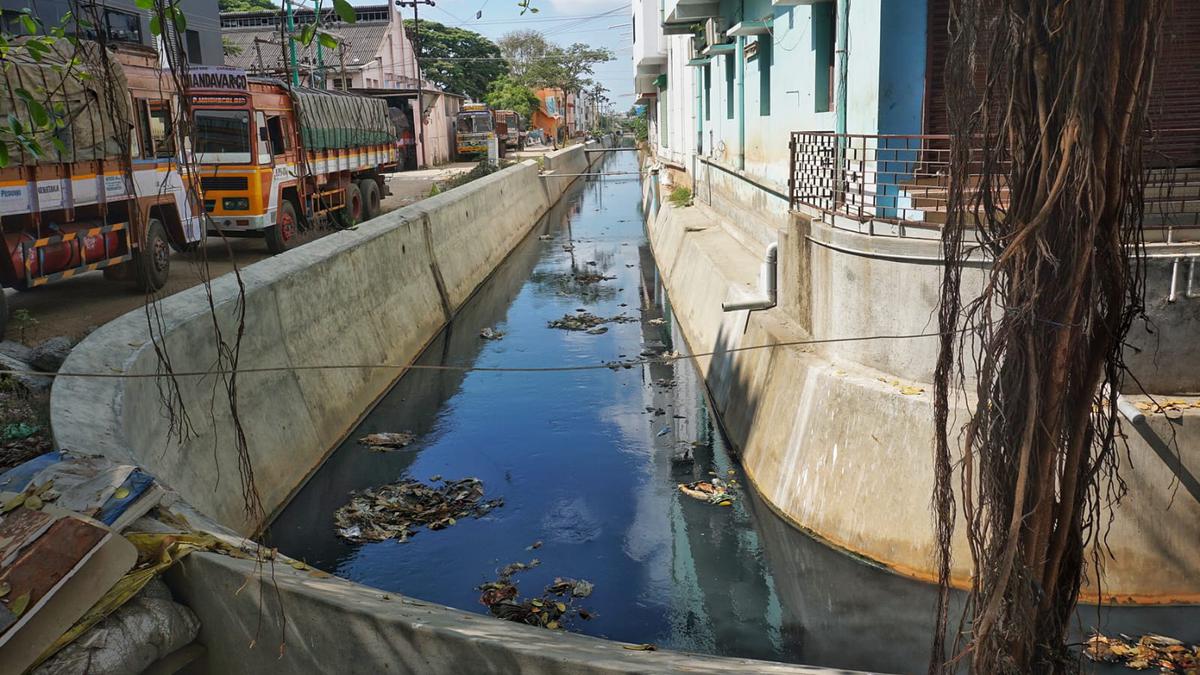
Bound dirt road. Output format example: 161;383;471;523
3;167;472;346
2;153;571;346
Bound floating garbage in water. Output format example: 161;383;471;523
358;432;416;452
1085;633;1198;671
644;406;666;416
648;318;665;326
573;272;615;284
538;234;553;241
549;312;606;331
477;561;594;631
480;327;504;340
678;478;735;506
586;326;608;335
546;577;594;598
334;477;503;543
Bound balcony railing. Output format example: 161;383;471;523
789;130;1200;238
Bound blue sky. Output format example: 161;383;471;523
404;0;634;105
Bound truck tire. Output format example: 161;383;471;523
134;218;171;292
358;179;381;220
266;200;298;254
336;183;363;228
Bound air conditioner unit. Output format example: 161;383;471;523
704;17;730;46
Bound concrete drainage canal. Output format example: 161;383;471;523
262;150;1198;673
46;147;1200;674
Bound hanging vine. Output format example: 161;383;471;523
930;0;1169;673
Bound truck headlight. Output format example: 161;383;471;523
223;197;250;211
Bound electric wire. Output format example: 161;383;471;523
0;329;949;381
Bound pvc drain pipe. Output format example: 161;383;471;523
722;242;778;312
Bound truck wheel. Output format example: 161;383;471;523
134;218;171;292
266;200;298;254
336;183;363;228
358;179;381;220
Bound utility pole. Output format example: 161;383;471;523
397;0;434;168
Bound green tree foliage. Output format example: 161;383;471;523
218;0;276;12
405;20;507;101
483;76;539;118
497;31;612;97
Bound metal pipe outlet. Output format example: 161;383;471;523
722;242;778;312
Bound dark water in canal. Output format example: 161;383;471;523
269;152;1199;674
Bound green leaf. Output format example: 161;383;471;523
149;15;161;36
20;14;37;35
50;137;66;156
9;114;24;135
332;0;356;24
0;143;8;169
298;23;316;46
170;7;187;32
26;100;48;128
134;0;153;8
317;32;338;50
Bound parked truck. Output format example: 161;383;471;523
189;70;400;253
0;40;205;336
454;103;507;161
494;110;525;151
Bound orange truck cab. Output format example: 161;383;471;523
189;68;399;253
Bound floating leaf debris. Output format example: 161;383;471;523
334;478;502;543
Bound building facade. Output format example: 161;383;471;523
221;4;417;90
636;0;1200;606
2;0;222;66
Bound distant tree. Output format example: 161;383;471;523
484;76;539;118
497;30;554;84
405;19;507;101
218;0;276;12
497;31;613;101
552;43;613;96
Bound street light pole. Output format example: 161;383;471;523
397;0;435;168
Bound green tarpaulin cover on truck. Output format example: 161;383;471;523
289;87;396;151
0;38;133;166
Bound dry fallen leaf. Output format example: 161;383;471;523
623;643;657;651
899;385;925;395
9;592;30;617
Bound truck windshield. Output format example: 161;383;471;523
194;110;251;164
459;113;493;134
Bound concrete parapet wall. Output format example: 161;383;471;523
647;193;1200;603
167;549;848;675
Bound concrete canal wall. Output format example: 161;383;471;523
48;142;849;674
646;180;1200;604
52;144;593;535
